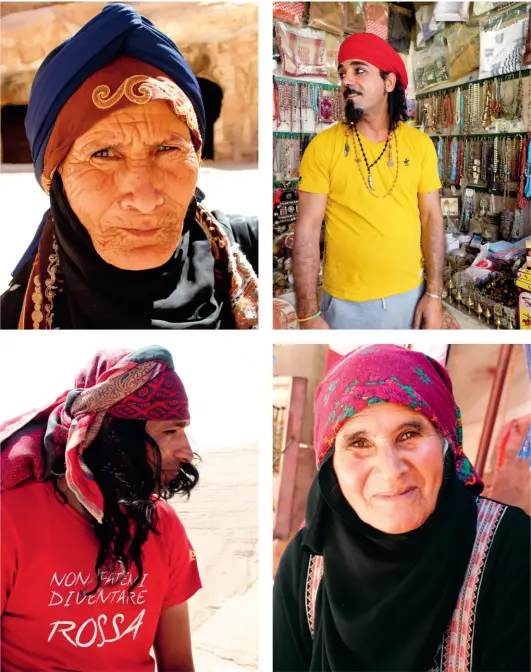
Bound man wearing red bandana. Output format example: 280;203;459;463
293;33;444;330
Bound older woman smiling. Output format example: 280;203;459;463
1;4;258;330
273;345;530;672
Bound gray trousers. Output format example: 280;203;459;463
321;283;425;330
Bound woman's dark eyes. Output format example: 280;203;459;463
163;429;177;436
400;431;420;442
91;145;182;159
92;149;112;159
349;440;371;449
158;145;182;153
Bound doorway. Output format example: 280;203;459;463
197;78;223;161
1;105;32;163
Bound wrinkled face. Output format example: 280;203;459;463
59;100;199;271
145;419;194;484
332;404;444;534
339;59;395;122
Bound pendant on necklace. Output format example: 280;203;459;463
368;173;374;190
344;137;350;158
388;160;394;167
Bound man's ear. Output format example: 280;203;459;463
385;72;397;94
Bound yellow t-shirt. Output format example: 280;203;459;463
299;122;441;301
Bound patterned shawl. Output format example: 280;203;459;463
314;344;483;493
18;203;258;330
0;346;189;522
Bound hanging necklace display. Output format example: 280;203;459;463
441;93;453;129
471;139;481;185
471;82;481;131
482;81;494;129
511;135;521;181
524;135;531;198
460;188;475;233
462;87;470;134
480;139;489;183
450;138;458;183
517;135;529;209
491;77;502;118
501;72;523;122
459;88;465;134
300;82;309;125
454;88;461;129
318;88;334;123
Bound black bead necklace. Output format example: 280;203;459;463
349;121;391;191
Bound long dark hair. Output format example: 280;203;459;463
50;417;200;596
380;70;408;131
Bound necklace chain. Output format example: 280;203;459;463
346;124;400;199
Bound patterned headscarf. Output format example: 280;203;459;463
314;345;483;493
40;55;202;194
0;346;189;522
26;3;206;189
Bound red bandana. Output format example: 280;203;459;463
338;33;408;89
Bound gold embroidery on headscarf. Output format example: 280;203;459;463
91;75;202;156
92;74;154;108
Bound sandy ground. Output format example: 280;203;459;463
168;445;258;671
0;164;258;291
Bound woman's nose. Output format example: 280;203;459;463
118;167;164;213
374;443;407;479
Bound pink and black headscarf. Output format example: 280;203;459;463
0;346;189;522
314;345;483;493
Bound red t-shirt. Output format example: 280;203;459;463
1;480;201;672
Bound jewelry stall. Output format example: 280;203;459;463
272;2;531;329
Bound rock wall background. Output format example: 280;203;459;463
0;1;258;163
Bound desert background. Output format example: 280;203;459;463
173;445;258;671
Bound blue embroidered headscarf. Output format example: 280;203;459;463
25;3;206;188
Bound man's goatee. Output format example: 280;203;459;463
345;99;363;124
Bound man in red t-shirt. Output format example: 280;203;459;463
1;347;202;672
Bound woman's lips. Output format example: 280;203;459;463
373;486;417;501
119;227;161;239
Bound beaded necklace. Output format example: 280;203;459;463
482;81;493;129
442;93;453;129
349;125;400;198
346;122;392;191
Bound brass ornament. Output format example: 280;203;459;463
494;303;503;330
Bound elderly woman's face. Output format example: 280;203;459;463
59;100;199;271
332;404;444;534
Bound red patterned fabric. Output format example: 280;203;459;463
442;499;506;671
338;31;407;88
0;346;188;523
273;1;304;25
314;345;482;492
365;3;389;42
